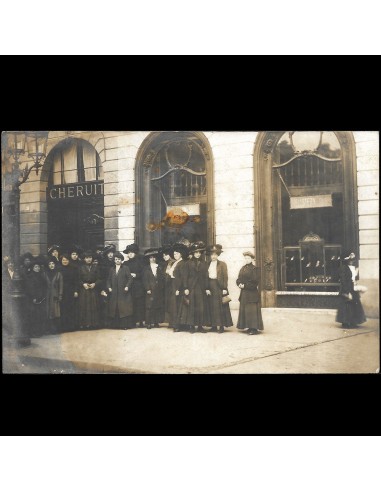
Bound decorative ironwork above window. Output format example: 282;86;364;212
146;137;207;205
273;131;343;191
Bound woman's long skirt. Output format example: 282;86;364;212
237;301;264;331
79;289;100;328
336;292;366;326
167;279;182;328
206;279;233;327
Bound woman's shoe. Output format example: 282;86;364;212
218;326;224;334
248;329;258;335
210;326;218;332
197;326;207;333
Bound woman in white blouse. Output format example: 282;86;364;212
205;244;233;333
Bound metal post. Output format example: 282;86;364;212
8;186;31;347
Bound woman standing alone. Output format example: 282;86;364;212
236;252;264;335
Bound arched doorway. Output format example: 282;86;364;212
136;131;215;249
44;138;104;251
254;131;359;308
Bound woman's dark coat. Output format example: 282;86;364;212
78;264;101;327
123;256;146;322
44;269;63;319
206;260;233;328
236;263;264;331
167;259;188;327
106;265;133;319
60;264;79;331
142;263;165;324
336;264;366;326
180;258;209;326
25;271;47;336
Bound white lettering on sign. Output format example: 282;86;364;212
47;182;104;200
290;194;332;209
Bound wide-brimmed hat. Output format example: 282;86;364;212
207;244;223;255
161;245;174;256
191;241;206;253
82;250;93;259
69;244;83;255
123;243;139;254
95;244;105;251
243;251;255;259
144;248;160;258
172;243;188;258
20;252;34;262
48;244;61;255
31;255;48;267
60;252;71;261
114;252;124;261
103;244;116;255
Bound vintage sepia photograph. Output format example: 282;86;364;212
2;130;379;373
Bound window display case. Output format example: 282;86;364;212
282;233;341;292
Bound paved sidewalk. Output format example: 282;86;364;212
2;309;379;374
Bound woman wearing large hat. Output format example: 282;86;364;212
236;252;264;335
78;250;102;330
205;244;233;333
161;245;175;324
99;244;117;326
122;243;146;327
43;256;64;334
142;248;165;329
59;252;79;333
25;256;48;337
106;252;134;329
167;242;189;332
179;241;209;334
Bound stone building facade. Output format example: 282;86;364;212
4;130;379;317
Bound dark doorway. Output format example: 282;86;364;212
45;138;104;252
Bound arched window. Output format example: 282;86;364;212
136;132;214;249
254;131;358;307
48;138;103;185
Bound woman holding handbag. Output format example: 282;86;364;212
336;252;366;328
236;252;264;335
205;244;233;334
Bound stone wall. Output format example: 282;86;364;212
353;131;379;318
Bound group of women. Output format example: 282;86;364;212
2;243;366;337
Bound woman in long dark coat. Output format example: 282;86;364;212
78;251;102;329
44;259;63;334
205;244;233;334
180;241;208;334
123;243;146;327
162;245;175;323
59;253;79;332
106;252;133;329
236;252;264;335
167;243;189;332
69;245;83;330
99;244;116;326
142;248;165;328
336;252;366;328
25;258;47;337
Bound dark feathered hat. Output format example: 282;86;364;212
114;252;124;261
60;252;71;261
144;248;160;258
191;241;206;253
69;244;84;255
31;254;48;267
161;244;174;256
48;244;61;255
82;250;93;259
172;243;189;258
20;252;34;262
103;244;116;256
123;243;139;254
